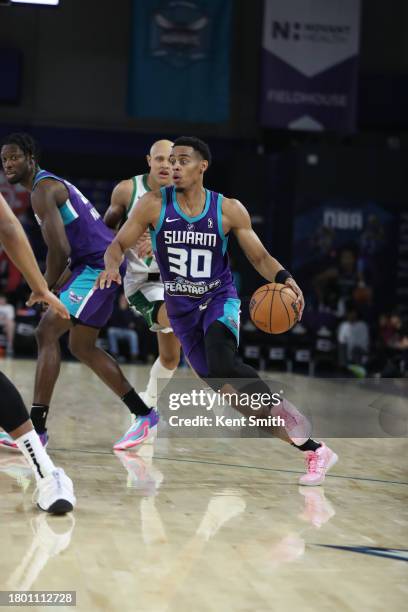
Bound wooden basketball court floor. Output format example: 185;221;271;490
0;359;406;612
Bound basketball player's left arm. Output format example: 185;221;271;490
224;198;304;317
0;193;69;319
99;191;160;289
31;181;72;291
104;179;130;231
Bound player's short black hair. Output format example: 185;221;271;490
1;132;40;163
173;136;212;167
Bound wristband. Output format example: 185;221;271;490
275;269;292;284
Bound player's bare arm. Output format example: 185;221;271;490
0;193;69;319
104;179;132;230
136;231;154;259
99;190;162;289
223;197;304;317
31;179;72;290
105;179;153;256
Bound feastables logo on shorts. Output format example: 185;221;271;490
165;276;221;297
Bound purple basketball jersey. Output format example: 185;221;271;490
152;186;238;318
32;169;114;269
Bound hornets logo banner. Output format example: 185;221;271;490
129;0;232;122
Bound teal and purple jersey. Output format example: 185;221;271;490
32;169;114;269
151;186;240;375
32;169;125;329
151;186;238;318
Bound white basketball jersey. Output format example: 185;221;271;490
125;174;160;278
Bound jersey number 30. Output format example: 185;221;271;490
168;247;212;278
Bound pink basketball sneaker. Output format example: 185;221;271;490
113;410;159;451
299;443;338;486
0;431;17;450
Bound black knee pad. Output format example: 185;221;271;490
0;372;29;433
205;322;237;379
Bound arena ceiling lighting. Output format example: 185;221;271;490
7;1;60;5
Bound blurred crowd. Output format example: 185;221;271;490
307;244;407;377
238;240;407;378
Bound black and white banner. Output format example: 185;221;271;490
260;0;361;131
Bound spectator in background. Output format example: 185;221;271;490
337;302;370;377
0;245;22;301
378;313;395;347
311;224;335;258
375;313;408;377
359;215;389;311
314;246;371;319
360;214;385;263
107;293;139;363
0;292;16;357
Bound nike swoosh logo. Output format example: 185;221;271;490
166;217;181;223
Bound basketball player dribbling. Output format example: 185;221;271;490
104;140;180;411
0;133;157;451
0;192;75;513
98;137;338;486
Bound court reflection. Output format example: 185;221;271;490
6;514;75;591
113;447;337;610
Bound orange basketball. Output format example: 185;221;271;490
249;283;299;334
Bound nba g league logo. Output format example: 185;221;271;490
150;1;211;67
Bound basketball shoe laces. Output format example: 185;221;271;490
306;450;322;474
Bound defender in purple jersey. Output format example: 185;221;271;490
1;133;158;451
99;137;338;486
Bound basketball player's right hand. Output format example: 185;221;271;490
26;290;70;319
284;277;305;321
136;232;153;258
96;268;122;289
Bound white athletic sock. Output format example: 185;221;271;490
145;357;176;401
15;430;56;481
